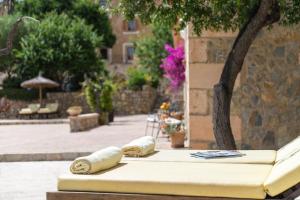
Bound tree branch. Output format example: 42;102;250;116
0;16;39;57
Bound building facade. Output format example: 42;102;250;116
98;0;151;74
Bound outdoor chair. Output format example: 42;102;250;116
145;113;161;138
47;136;300;200
38;103;59;118
18;103;40;118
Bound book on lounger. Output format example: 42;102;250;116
190;151;244;159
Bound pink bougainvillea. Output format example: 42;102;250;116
160;44;185;91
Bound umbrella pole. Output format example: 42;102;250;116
39;86;42;106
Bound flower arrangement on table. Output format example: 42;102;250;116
163;118;183;134
162;117;185;148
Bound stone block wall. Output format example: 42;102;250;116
186;29;242;149
113;86;157;115
187;25;300;150
237;24;300;149
0;86;157;118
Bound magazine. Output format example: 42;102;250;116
190;150;245;159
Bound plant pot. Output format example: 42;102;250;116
170;131;185;148
99;112;109;125
67;106;82;116
108;111;114;122
170;112;184;120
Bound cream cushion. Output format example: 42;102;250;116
264;150;300;196
19;108;33;114
123;150;276;164
58;162;272;199
276;136;300;163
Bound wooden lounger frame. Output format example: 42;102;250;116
47;183;300;200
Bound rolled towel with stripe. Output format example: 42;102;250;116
70;146;122;174
122;136;156;157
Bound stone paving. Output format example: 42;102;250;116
0;115;171;161
0;115;174;200
0;161;70;200
0;118;69;125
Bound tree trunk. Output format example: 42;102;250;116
213;0;280;150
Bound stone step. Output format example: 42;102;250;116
0;152;91;162
0;119;69;125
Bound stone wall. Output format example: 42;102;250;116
46;92;90;117
237;24;300;149
0;99;39;119
186;30;241;149
0;86;157;118
113;86;157;115
187;25;300;150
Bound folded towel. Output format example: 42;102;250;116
122;136;155;157
70;146;122;174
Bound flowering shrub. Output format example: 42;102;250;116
160;44;185;91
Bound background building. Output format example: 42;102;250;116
98;0;151;74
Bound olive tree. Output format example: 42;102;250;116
117;0;300;149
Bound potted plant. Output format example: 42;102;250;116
83;75;108;125
163;118;185;148
100;80;114;123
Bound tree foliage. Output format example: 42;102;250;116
126;67;147;91
117;0;300;150
117;0;300;34
14;13;105;88
134;23;173;88
15;0;116;47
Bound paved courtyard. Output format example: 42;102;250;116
0;115;173;200
0;161;70;200
0;115;171;160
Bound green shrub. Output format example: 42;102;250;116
100;80;114;112
0;88;39;101
2;76;23;89
83;75;114;113
134;23;173;88
15;0;116;47
14;13;106;86
126;67;147;91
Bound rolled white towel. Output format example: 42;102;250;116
122;136;156;157
70;146;122;174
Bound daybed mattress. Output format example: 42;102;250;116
123;150;277;164
58;161;273;199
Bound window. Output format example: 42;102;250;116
126;46;134;61
123;44;135;63
123;20;138;32
100;48;108;60
99;0;107;7
127;20;137;31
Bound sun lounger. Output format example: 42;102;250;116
48;154;300;200
38;103;59;118
47;137;300;200
18;103;40;118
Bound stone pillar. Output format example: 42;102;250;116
186;29;241;149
